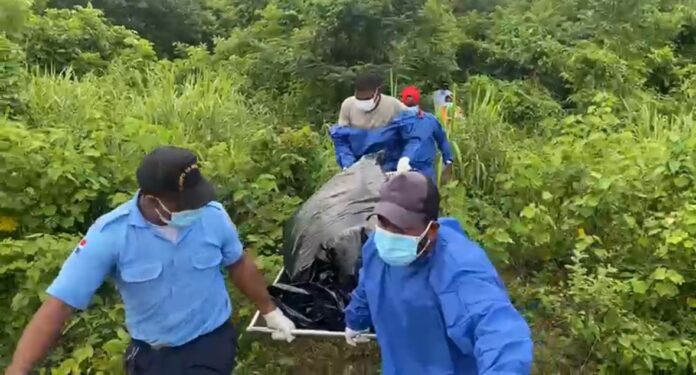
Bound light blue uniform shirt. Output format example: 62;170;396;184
47;194;244;347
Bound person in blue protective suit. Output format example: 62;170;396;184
329;113;454;181
344;172;534;375
396;85;455;182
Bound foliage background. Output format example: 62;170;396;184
2;0;696;373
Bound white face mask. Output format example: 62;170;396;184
355;92;379;112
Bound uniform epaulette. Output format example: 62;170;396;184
206;201;225;211
93;203;131;232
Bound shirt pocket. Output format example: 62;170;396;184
118;262;165;310
192;250;223;270
121;263;163;283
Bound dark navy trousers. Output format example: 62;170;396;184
124;322;237;375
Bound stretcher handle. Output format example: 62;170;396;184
246;326;376;339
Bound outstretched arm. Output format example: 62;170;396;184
6;298;73;375
8;229;116;374
227;253;275;314
439;276;533;374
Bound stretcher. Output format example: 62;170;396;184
245;268;377;339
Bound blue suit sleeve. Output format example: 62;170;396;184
46;227;118;310
433;118;454;163
438;275;534;374
329;125;357;169
344;245;372;331
399;120;425;162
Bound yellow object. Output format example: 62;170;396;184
0;215;19;232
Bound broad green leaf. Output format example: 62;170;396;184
521;205;536;219
631;280;648;294
674;175;690;188
493;229;514;244
666;270;684;285
688;297;696;309
652;267;667;280
73;345;94;362
654;281;678;297
666;229;687;245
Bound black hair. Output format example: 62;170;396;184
355;72;383;92
423;176;440;222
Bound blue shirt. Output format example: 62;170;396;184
47;194;244;347
345;218;533;375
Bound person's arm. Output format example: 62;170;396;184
227;253;275;314
329;125;357;169
344;244;372;331
217;208;275;313
398;118;426;163
217;208;295;341
5;298;73;375
438;275;533;374
338;99;351;126
7;229;116;373
432;117;454;164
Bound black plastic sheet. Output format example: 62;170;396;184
269;260;351;331
274;155;385;331
282;154;386;282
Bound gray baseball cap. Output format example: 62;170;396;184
371;172;440;229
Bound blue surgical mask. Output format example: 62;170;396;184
374;223;432;266
152;197;204;228
169;209;204;227
405;106;419;114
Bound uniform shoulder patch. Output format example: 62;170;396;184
74;238;87;254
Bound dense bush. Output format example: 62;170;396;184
2;0;696;373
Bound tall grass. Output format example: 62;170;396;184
627;102;696;141
22;64;273;145
448;83;512;194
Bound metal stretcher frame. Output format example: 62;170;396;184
245;267;377;339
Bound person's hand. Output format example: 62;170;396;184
263;308;296;343
396;157;411;173
441;162;453;184
345;327;370;346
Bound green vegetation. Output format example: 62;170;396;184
2;0;696;373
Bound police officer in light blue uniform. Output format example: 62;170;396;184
6;146;296;375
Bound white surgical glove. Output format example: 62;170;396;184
345;327;371;346
396;157;411;173
264;308;296;343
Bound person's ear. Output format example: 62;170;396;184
427;221;439;242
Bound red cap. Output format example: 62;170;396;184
400;86;421;106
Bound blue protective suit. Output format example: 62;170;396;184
345;218;534;375
392;112;454;180
329;112;454;180
329;123;403;172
